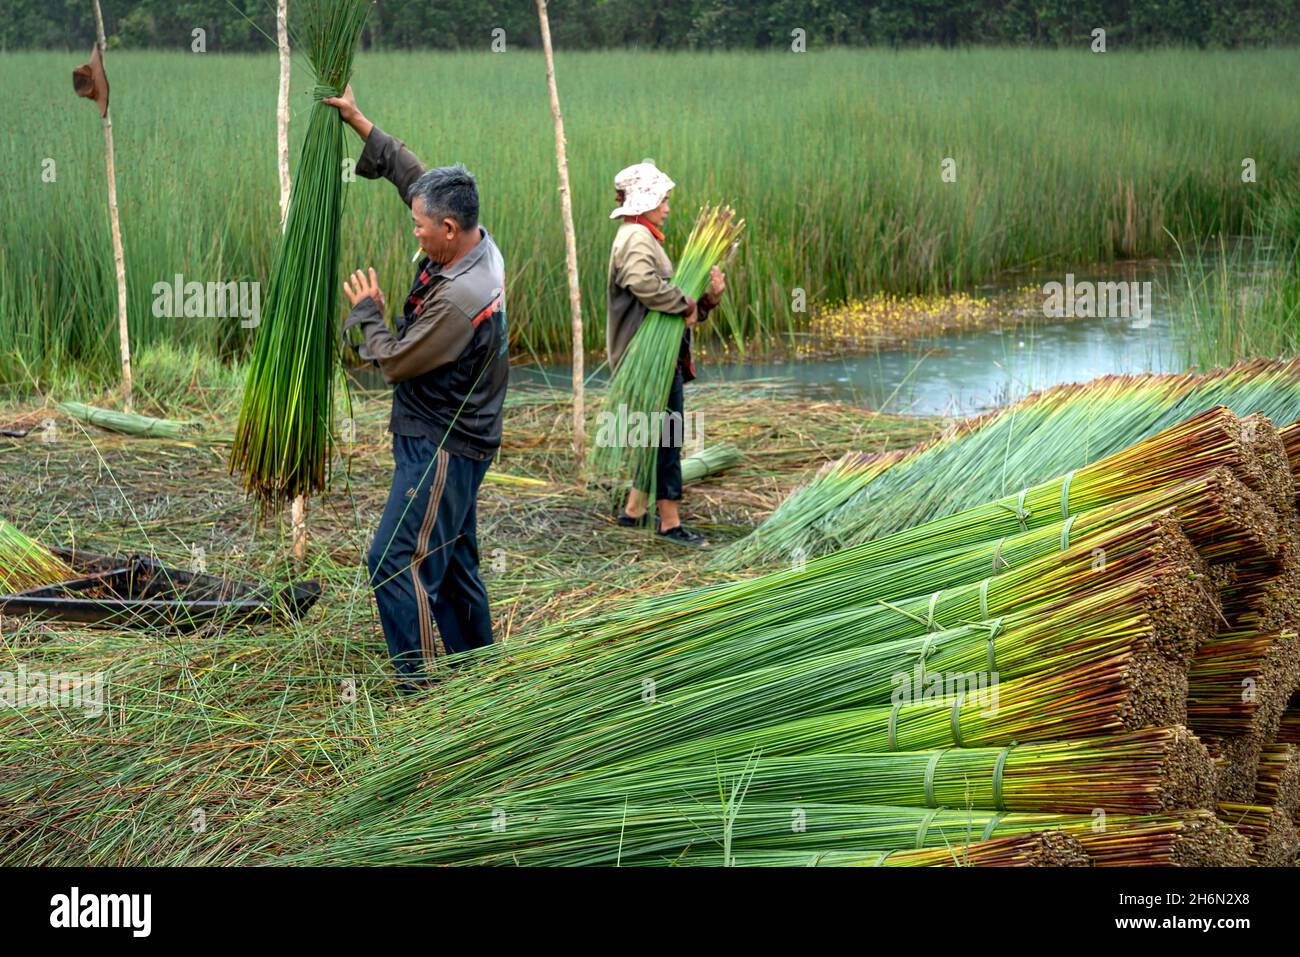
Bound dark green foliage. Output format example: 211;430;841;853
6;0;1298;52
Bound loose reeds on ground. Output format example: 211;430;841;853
1;381;926;865
8;367;1300;866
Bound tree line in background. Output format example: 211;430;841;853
6;0;1298;52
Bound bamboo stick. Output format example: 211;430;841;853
277;0;309;562
90;0;132;411
277;0;292;229
536;0;586;466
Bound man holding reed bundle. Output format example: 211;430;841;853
324;86;508;690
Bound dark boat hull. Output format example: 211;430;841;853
0;549;322;630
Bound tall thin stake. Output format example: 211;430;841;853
277;0;292;229
91;0;132;411
536;0;585;463
276;0;309;562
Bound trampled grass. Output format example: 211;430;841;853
3;46;1299;386
0;382;936;864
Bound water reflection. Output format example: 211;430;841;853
466;256;1268;417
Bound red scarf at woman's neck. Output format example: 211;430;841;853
623;215;665;243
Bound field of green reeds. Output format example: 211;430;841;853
3;46;1300;388
1172;233;1300;370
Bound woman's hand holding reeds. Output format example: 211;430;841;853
699;267;726;310
708;266;726;300
683;299;699;328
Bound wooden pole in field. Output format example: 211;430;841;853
90;0;133;412
535;0;586;464
276;0;309;563
277;0;293;228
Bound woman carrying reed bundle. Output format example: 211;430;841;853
602;164;728;547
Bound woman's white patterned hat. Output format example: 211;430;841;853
610;162;676;218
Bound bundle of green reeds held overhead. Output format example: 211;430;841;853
0;519;71;593
229;0;371;507
588;206;743;504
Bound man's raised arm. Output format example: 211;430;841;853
323;85;427;207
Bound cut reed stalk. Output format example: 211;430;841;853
680;443;743;485
58;401;193;439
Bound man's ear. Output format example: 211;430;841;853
443;218;459;240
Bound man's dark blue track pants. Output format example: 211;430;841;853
367;434;493;684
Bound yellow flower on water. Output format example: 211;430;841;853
808;286;1041;349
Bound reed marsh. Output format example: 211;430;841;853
4;46;1299;387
